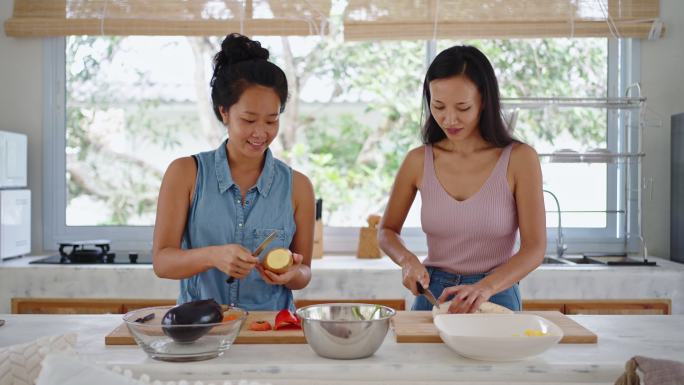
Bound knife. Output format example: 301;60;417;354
226;230;278;284
416;281;440;309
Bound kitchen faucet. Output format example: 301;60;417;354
543;189;567;258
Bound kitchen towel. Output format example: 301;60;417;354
615;355;684;385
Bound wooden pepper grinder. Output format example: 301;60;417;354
357;214;383;259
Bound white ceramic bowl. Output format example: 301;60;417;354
433;314;563;361
583;148;615;163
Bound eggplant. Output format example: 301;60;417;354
162;299;223;343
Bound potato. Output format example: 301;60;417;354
432;300;513;318
263;248;293;274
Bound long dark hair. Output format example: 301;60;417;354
421;45;513;147
210;33;288;121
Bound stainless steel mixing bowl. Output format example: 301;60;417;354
295;303;396;359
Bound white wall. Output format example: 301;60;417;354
1;1;44;253
1;0;683;257
639;0;684;258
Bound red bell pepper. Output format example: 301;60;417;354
274;309;301;330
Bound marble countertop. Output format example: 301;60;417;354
2;255;684;314
1;314;683;384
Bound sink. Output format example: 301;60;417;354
541;256;572;265
580;254;657;266
541;255;657;266
557;256;602;265
541;255;602;266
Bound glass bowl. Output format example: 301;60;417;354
123;305;246;362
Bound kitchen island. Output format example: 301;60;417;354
0;313;683;384
1;255;683;314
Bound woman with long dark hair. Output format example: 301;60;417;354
379;45;546;313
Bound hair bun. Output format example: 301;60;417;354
216;33;269;66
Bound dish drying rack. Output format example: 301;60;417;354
501;86;661;264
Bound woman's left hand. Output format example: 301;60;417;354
438;283;494;313
256;253;304;286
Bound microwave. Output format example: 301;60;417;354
0;130;28;188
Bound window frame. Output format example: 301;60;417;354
42;36;641;255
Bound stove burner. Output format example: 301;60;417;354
58;240;113;264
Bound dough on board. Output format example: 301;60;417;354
432;300;513;317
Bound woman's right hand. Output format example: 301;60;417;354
401;256;429;296
210;244;259;279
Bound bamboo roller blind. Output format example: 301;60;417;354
344;0;663;40
5;0;663;39
4;0;332;37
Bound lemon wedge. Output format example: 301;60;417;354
524;329;548;337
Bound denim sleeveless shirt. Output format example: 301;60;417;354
178;140;296;311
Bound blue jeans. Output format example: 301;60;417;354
411;266;521;311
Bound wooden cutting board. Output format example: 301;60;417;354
391;311;597;344
105;311;305;345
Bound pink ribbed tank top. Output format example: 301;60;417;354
420;144;518;275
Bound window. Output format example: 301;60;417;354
43;34;639;254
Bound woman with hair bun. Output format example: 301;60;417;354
379;45;546;314
152;33;315;311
